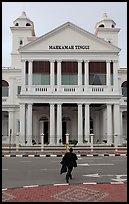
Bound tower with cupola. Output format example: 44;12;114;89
10;11;36;69
95;13;120;47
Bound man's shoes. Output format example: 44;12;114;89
66;178;69;183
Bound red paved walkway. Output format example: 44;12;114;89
2;184;127;202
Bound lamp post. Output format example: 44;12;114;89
65;133;69;152
114;133;118;151
9;129;12;153
90;133;94;152
16;133;19;151
41;133;44;152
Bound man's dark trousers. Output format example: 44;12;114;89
66;166;73;182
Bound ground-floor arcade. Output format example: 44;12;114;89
2;102;127;146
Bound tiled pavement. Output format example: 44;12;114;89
2;183;127;202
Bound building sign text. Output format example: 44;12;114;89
49;45;90;50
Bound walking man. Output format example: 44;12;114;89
60;147;78;183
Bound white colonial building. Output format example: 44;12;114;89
2;12;127;147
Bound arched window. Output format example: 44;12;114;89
19;40;23;45
26;23;31;26
99;24;104;27
15;22;19;26
2;80;9;97
121;81;127;97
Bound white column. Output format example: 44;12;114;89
113;60;119;93
27;103;33;145
8;110;14;143
107;104;112;144
113;104;121;145
78;104;83;145
57;60;62;89
120;111;123;142
57;104;62;145
28;60;33;91
21;60;26;92
84;60;89;90
20;103;26;145
84;104;90;143
9;77;15;104
50;103;55;145
50;60;55;86
106;60;111;92
78;60;82;86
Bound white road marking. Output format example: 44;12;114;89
83;174;100;177
111;182;124;184
89;164;114;166
83;174;127;180
111;175;127;182
2;169;8;171
2;188;7;191
78;163;89;166
78;163;114;166
54;183;69;186
83;182;97;184
23;185;39;188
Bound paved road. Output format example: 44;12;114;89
2;156;127;189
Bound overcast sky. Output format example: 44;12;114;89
2;2;127;68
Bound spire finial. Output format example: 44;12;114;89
102;12;108;19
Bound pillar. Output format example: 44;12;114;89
57;60;62;88
57;104;62;144
84;60;89;90
50;60;55;86
113;104;121;145
20;103;26;145
78;60;82;86
84;104;90;143
21;60;26;92
106;60;111;92
50;103;55;145
27;103;33;145
107;104;112;144
78;104;83;145
28;60;33;91
113;60;119;93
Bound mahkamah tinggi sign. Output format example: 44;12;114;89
49;45;90;50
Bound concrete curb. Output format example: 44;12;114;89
2;181;127;191
2;153;127;157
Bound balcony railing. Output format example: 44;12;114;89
20;85;115;95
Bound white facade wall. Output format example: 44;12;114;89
2;12;127;147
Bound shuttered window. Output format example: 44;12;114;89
62;61;78;85
32;61;50;85
89;62;106;85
